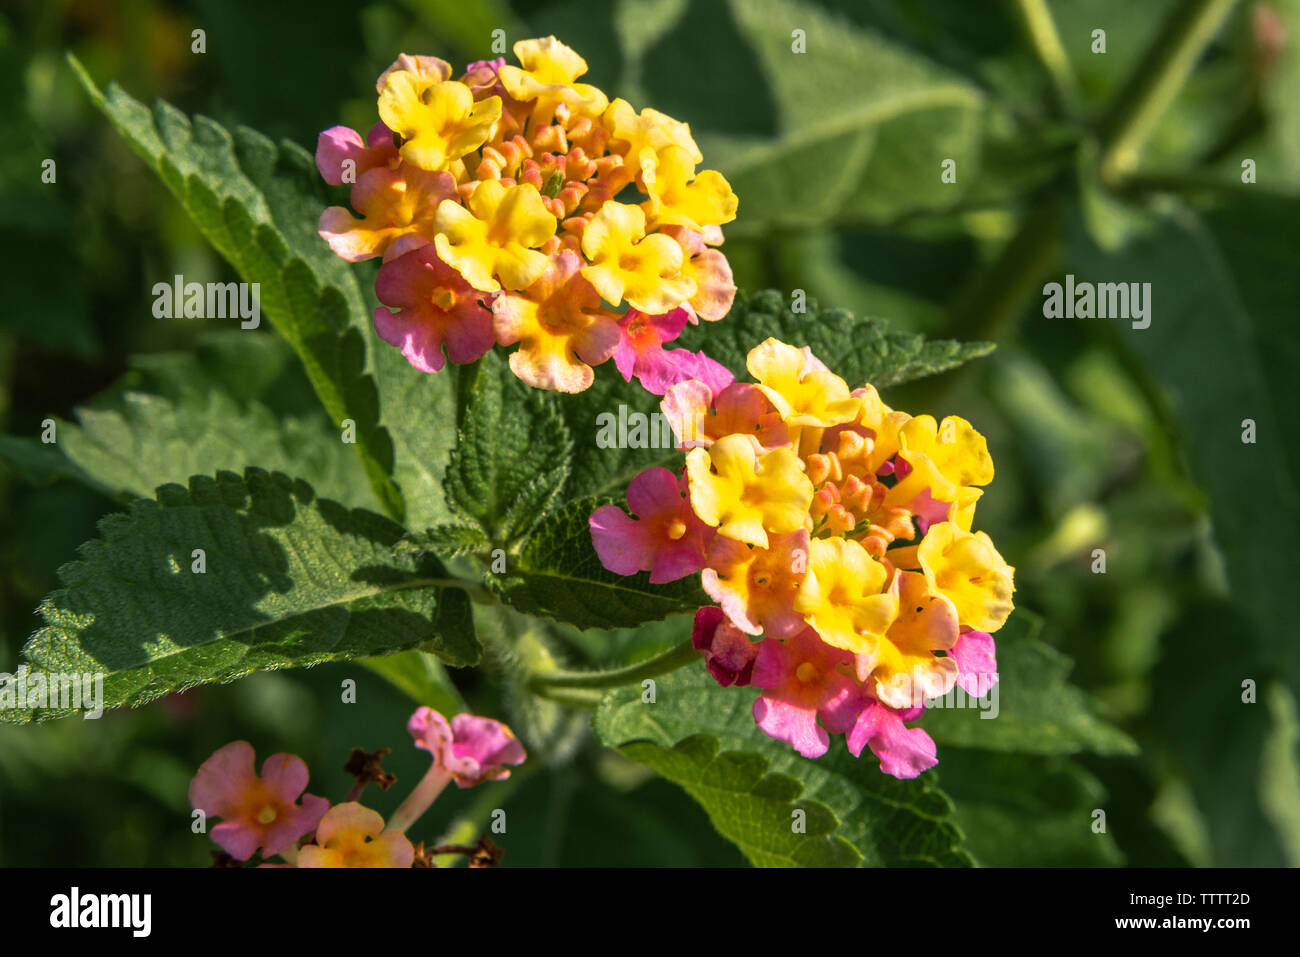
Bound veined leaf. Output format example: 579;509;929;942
705;0;985;233
595;667;973;867
676;288;994;387
922;611;1137;756
0;390;375;511
494;497;707;630
69;57;402;518
445;353;572;546
0;469;479;725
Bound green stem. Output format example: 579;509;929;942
1098;0;1240;185
530;685;605;708
1011;0;1079;115
528;639;699;692
947;194;1065;343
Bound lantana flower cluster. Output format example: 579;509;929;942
317;37;738;394
189;707;524;867
589;338;1015;778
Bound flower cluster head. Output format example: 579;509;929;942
590;338;1015;778
190;707;525;867
318;38;738;394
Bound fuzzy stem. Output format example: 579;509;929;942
1098;0;1240;184
1011;0;1079;115
385;764;453;834
528;639;699;692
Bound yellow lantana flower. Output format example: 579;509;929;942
913;522;1015;632
686;434;813;548
434;180;556;292
794;537;897;656
746;338;862;428
378;73;501;172
604;98;702;185
580;201;696;313
642;145;738;230
498;36;608;117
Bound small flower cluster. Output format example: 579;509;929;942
589;338;1015;778
317;37;738;394
189;707;524;867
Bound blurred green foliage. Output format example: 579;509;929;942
0;0;1296;866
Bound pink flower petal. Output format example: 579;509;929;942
846;701;937;779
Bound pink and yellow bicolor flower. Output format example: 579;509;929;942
373;245;495;374
315;122;397;186
847;700;938;780
685;433;813;548
857;569;960;710
883;414;993;527
891;521;1015;633
492;248;619;392
378;72;501;172
751;627;862;759
434;179;557;292
296;803;415;868
661;378;789;450
318;165;456;263
580;201;696;314
613;307;734;396
794;537;897;657
188;741;329;861
702;528;810;638
589;466;714;583
661;225;736;323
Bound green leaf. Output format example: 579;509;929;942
935;750;1125;866
676;288;994;387
398;523;491;558
0;469;479;725
1;390;375;511
69;56;402;519
922;611;1138;756
445;353;572;545
1066;193;1300;687
551;363;681;504
494;497;707;630
359;649;467;718
595;668;973;867
704;0;985;233
618;736;861;866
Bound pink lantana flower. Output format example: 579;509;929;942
613;307;734;396
408;707;527;788
950;628;999;697
315;122;397;186
188;741;329;861
692;605;759;687
847;700;938;780
661;379;789;450
373;245;496;373
661;225;736;323
750;628;862;759
589;466;714;583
